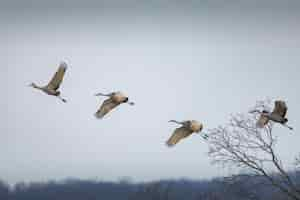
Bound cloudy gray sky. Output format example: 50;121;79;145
1;0;300;185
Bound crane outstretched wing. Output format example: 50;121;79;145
257;115;269;128
47;62;67;90
272;101;287;118
166;127;193;147
95;98;120;119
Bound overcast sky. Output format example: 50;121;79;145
1;0;300;185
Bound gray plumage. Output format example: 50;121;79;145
251;100;293;130
94;91;134;119
29;62;67;103
166;120;204;147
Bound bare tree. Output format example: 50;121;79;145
208;100;300;200
128;181;172;200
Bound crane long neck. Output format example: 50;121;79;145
169;120;184;125
95;92;113;97
31;83;44;90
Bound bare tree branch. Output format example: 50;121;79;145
207;100;300;200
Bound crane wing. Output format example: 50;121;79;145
47;62;67;91
272;101;287;118
256;115;269;128
95;98;120;119
166;127;193;147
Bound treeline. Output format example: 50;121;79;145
1;172;299;200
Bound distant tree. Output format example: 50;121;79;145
0;180;9;200
14;182;27;193
118;176;133;185
4;177;300;200
221;174;262;200
128;181;172;200
208;100;300;200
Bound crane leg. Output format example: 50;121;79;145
127;101;135;106
283;124;293;130
57;95;67;103
201;134;209;140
